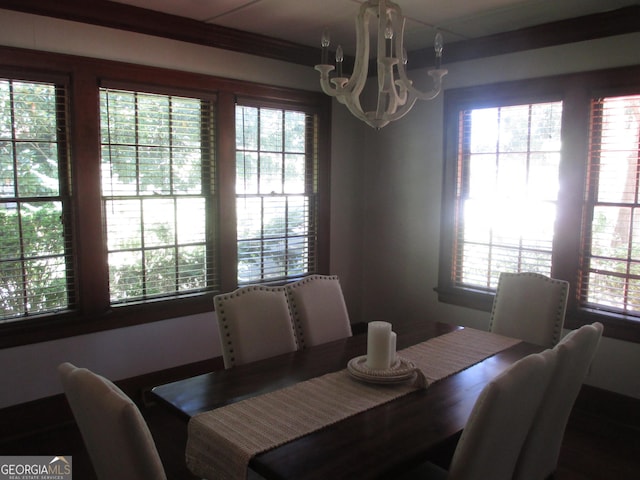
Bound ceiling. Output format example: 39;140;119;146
109;0;639;55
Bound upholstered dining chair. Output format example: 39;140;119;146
396;350;557;480
214;285;298;368
513;322;604;480
58;362;167;480
286;274;352;348
489;272;569;347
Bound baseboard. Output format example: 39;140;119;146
1;358;637;442
573;384;640;431
0;393;74;443
0;357;223;442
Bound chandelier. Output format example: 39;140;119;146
315;0;447;130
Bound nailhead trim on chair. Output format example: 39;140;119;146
214;285;295;368
489;272;569;346
286;275;340;350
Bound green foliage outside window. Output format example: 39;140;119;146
0;79;70;321
100;89;214;303
235;106;315;283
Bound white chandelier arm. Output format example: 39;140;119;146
315;64;373;125
343;94;375;125
347;1;373;97
314;1;376;125
315;65;337;97
403;68;447;100
394;17;448;101
384;71;445;123
314;1;371;100
389;5;409;109
381;92;419;124
376;1;408;118
377;57;401;119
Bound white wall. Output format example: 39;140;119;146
328;105;368;323
0;312;220;408
0;9;319;90
360;33;640;399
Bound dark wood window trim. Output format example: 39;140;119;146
0;1;638;68
0;45;330;348
437;64;640;344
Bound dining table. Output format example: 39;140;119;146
150;318;542;480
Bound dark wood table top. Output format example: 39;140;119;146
151;319;541;480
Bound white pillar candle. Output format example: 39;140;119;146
366;321;392;370
389;331;397;365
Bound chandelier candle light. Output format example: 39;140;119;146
315;0;447;129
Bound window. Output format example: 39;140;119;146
453;102;563;289
582;94;640;315
0;78;72;322
100;88;218;304
439;67;640;342
0;47;329;347
235;104;318;284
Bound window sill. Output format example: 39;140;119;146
0;293;215;349
435;285;640;344
565;309;640;344
434;285;494;313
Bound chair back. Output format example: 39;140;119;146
513;322;603;480
489;272;569;347
58;362;167;480
448;350;557;480
214;285;298;368
286;275;352;348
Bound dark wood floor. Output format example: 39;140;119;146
2;400;639;480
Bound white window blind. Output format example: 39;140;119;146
454;101;563;290
0;79;72;321
100;88;218;304
235;105;318;284
583;94;640;315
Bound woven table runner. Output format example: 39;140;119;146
186;328;520;480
